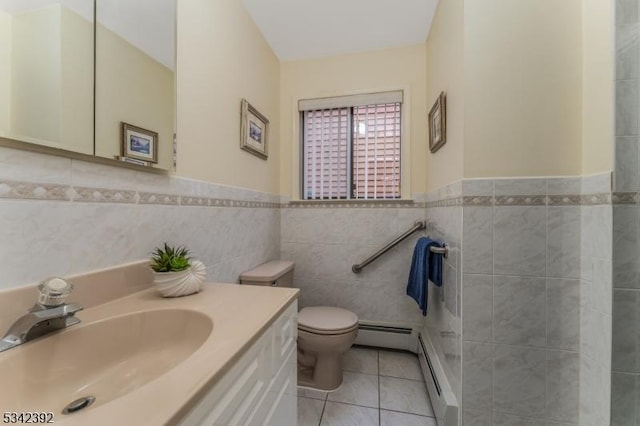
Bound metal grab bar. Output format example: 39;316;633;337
352;220;438;273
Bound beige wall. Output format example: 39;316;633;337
176;0;280;194
0;11;10;136
463;0;584;178
582;0;614;174
425;0;464;192
95;23;174;169
279;45;427;198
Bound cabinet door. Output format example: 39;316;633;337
179;330;272;426
272;301;298;370
247;346;297;426
178;300;298;426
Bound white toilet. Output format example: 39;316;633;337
240;260;358;391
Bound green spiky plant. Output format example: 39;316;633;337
150;243;191;272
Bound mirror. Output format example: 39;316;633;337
94;0;176;170
0;0;94;154
0;0;176;170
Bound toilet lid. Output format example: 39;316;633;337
298;306;358;334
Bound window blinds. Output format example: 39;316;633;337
352;103;401;199
301;91;402;200
303;108;350;199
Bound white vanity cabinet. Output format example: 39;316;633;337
179;301;298;426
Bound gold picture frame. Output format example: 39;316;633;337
240;99;269;160
121;122;158;163
428;92;447;153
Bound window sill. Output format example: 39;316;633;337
286;199;420;208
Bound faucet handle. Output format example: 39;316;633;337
38;277;73;307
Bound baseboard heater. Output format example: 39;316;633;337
417;332;459;426
355;322;416;351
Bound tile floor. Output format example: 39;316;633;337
297;346;437;426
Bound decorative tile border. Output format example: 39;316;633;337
0;175;618;209
425;197;463;208
547;195;583;206
71;187;137;203
138;192;180;205
460;196;492;207
495;195;547;206
180;196;210;207
422;176;615;207
426;192;614;208
612;192;639;205
582;193;612;205
0;180;69;201
0;179;280;209
458;194;612;207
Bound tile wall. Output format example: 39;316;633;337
460;175;612;426
580;174;613;426
0;146;281;290
282;175;612;426
610;199;640;426
2;144;618;425
280;200;427;327
423;181;463;404
611;0;640;422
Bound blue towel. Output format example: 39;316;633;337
406;236;444;315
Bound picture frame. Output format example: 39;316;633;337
240;99;269;160
121;122;158;163
428;91;447;153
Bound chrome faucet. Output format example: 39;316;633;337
0;278;83;353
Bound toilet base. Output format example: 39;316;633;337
297;350;345;391
297;381;344;394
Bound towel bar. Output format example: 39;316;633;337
429;246;448;256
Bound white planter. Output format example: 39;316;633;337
153;260;207;297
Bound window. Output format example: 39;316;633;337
300;91;403;200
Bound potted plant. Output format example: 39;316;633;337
150;243;206;297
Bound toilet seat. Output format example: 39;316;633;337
298;306;358;335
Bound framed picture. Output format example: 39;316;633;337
240;99;269;160
122;122;158;163
428;92;447;153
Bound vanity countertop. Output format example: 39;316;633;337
0;282;299;425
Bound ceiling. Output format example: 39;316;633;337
242;0;439;61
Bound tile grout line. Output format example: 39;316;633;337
322;400;379;410
325;399;438;420
379;407;438;418
491;176;496;425
317;392;328;426
544;194;549;423
378;349;381;425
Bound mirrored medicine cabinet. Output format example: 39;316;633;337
0;0;176;171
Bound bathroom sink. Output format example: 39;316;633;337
0;309;213;414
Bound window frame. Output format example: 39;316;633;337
292;88;411;202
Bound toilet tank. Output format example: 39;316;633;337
239;260;295;287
